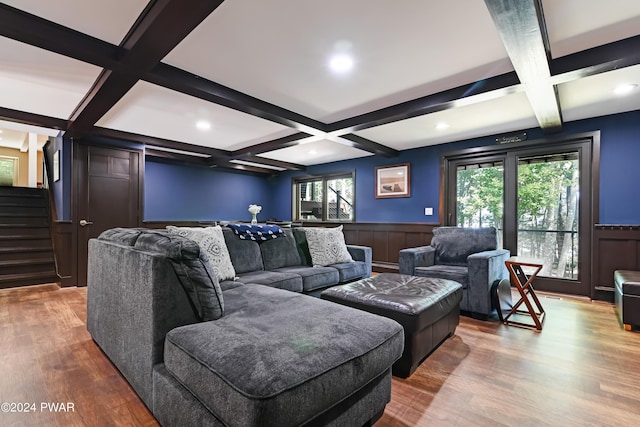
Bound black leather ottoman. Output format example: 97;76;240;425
321;273;463;377
614;270;640;331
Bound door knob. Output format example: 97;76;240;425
79;219;93;226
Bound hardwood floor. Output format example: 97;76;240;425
1;285;639;427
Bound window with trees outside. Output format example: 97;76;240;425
293;172;354;222
445;134;596;297
0;157;17;186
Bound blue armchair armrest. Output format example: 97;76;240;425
398;246;436;275
467;249;510;315
347;245;372;277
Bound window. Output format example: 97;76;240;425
444;133;597;297
0;156;18;186
293;171;355;222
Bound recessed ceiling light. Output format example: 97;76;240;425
435;122;449;130
613;83;638;96
196;120;211;131
329;54;354;74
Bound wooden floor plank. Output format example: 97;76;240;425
0;284;639;426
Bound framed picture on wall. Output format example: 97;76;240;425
53;150;60;182
375;163;411;198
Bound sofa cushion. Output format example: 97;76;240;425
235;270;303;292
164;285;404;427
432;227;498;266
167;226;236;282
301;225;354;267
222;228;264;274
271;265;339;292
97;227;143;246
114;229;224;321
260;229;302;270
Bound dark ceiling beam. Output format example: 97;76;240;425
484;0;562;132
332;134;399;157
551;35;640;85
92;127;230;159
325;72;523;134
213;161;274;174
232;132;312;157
145;64;327;134
0;3;120;69
224;155;306;171
0;107;68;131
66;0;225;137
145;148;210;165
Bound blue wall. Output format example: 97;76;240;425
45;135;71;221
143;109;640;225
144;161;274;222
269;109;640;224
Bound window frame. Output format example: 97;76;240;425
292;170;356;222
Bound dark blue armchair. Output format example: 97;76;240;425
399;226;510;319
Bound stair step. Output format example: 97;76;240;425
0;246;53;254
0;258;54;267
0;198;47;208
0;206;48;217
0;236;51;249
0;271;59;289
0;218;49;227
0;259;55;275
1;250;54;262
0;187;46;197
0;232;50;240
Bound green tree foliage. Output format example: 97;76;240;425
456;165;504;228
456;158;579;279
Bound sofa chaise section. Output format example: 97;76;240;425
159;285;403;426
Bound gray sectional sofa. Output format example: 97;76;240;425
219;227;372;296
87;226;402;426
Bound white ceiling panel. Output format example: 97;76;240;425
354;92;539;150
258;139;372;166
0;37;102;119
543;0;640;58
164;0;512;122
96;81;298;151
559;65;640;122
2;0;149;45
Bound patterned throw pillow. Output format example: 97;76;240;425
167;226;236;282
302;225;354;267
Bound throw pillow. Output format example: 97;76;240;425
302;225;354;267
167;225;236;282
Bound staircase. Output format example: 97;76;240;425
0;186;58;289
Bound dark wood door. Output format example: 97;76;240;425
75;143;142;286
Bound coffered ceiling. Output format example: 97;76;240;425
0;0;639;173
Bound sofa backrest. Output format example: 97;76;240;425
432;226;498;266
259;228;303;270
222;228;264;273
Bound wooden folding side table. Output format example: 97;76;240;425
503;257;546;331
